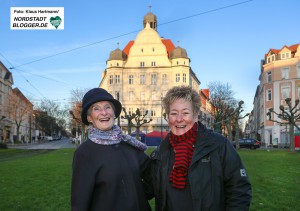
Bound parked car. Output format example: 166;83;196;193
70;137;80;144
232;138;261;150
45;136;53;141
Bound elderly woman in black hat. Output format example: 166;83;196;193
71;88;151;211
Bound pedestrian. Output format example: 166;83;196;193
71;88;151;211
150;86;252;210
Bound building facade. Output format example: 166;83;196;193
0;61;14;142
253;44;300;147
99;11;201;133
199;89;214;130
0;61;35;143
10;88;35;143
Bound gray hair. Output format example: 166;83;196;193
163;86;200;116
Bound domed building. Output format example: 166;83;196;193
99;9;201;134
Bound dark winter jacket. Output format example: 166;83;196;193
71;139;151;211
150;122;252;211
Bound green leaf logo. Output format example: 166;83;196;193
50;16;62;29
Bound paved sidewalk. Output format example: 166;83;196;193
7;138;76;150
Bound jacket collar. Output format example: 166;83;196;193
191;122;219;165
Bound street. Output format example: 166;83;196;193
7;137;77;150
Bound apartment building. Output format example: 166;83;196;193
0;61;35;143
0;61;13;142
199;89;214;129
253;44;300;147
99;10;201;133
10;88;34;143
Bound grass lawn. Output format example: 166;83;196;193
240;149;300;210
0;148;299;210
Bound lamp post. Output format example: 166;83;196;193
161;94;163;141
117;92;120;127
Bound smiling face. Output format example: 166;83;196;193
168;98;198;136
87;101;115;131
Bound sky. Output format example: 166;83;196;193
0;0;299;114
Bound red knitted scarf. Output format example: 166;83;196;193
169;122;197;189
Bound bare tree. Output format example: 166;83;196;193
224;111;234;141
69;88;88;141
208;81;237;133
34;110;57;136
35;98;68;136
266;98;299;152
233;101;250;149
4;89;33;143
121;108;152;140
133;109;152;140
70;88;88;104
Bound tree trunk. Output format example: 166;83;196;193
289;124;295;152
16;126;20;143
128;124;132;135
225;118;232;141
135;126;140;141
235;118;240;150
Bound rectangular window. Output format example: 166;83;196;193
151;74;157;85
183;73;187;83
282;53;285;59
109;75;113;84
272;55;275;61
297;87;300;99
151;61;156;67
282;86;290;99
140;108;145;116
140;92;145;101
151;110;156;117
151;92;156;100
129;75;134;84
162;74;167;84
140;61;145;67
115;75;120;84
267;89;272;101
140;74;145;84
267;71;272;82
297;64;300;78
281;67;289;79
129;91;134;101
286;52;290;59
115;91;119;100
176;73;180;83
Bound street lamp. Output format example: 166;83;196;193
161;94;163;141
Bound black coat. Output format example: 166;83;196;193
71;140;151;211
150;122;252;211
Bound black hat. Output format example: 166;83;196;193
81;88;122;125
